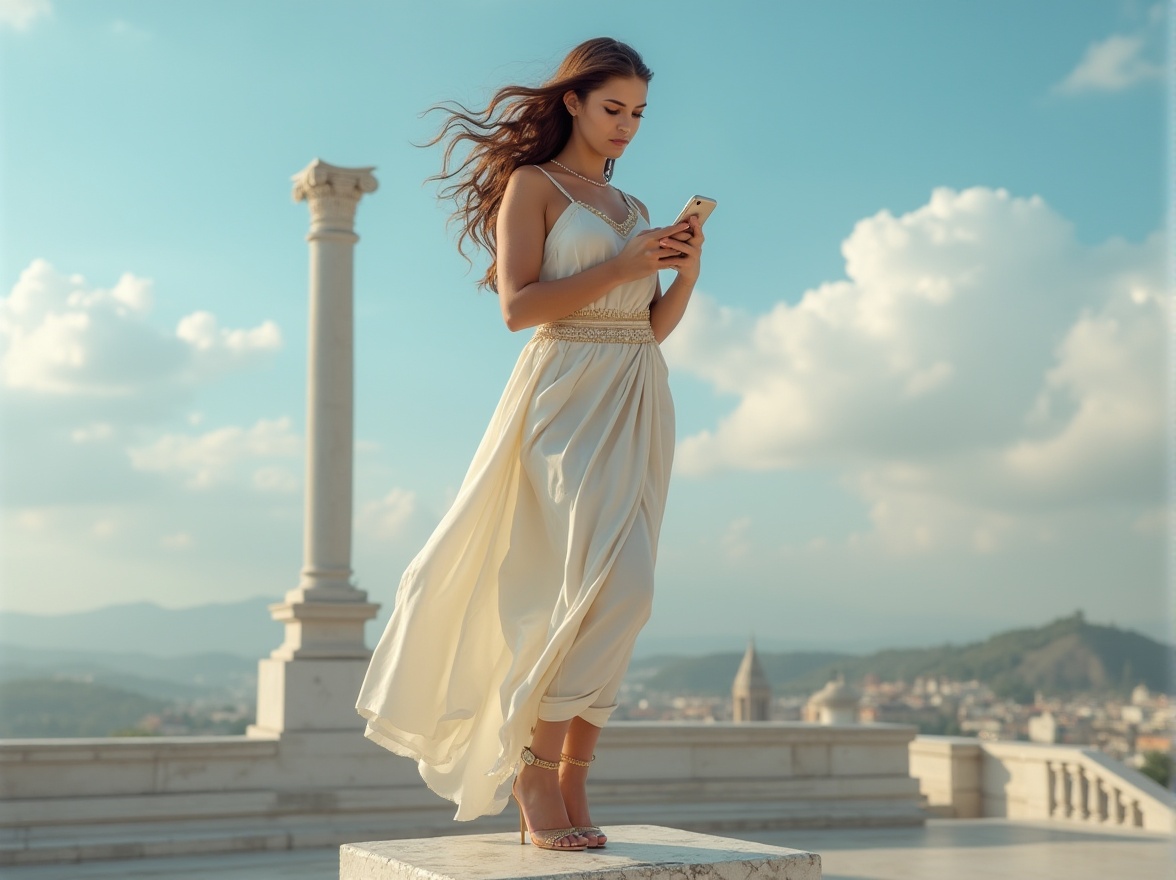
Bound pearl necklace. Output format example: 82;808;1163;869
549;159;609;188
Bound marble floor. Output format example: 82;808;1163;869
748;819;1174;880
5;819;1172;880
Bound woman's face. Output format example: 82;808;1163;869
569;75;648;159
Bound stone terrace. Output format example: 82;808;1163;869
1;819;1169;880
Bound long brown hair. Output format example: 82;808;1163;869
422;37;653;293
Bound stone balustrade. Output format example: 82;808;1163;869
0;722;922;866
910;735;1174;833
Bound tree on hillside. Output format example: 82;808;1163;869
0;679;168;738
1139;750;1171;789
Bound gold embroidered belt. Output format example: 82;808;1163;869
534;307;655;344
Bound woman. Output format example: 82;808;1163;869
356;36;704;853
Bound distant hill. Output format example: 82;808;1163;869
0;596;397;660
0;679;168;738
0;597;325;658
0;643;256;701
1;602;1167;707
644;613;1171;699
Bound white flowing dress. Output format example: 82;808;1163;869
355;166;675;821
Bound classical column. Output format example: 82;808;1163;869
249;159;380;737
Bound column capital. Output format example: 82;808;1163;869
292;159;379;239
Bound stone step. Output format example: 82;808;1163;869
0;776;921;830
0;798;912;867
340;824;822;879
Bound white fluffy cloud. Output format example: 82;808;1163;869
177;310;281;356
664;186;1163;553
0;259;280;397
0;259;288;512
357;489;420;541
0;0;51;31
1054;9;1165;95
128;417;302;490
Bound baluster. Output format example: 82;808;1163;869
1131;800;1143;828
1094;776;1109;822
1046;761;1058;817
1112;787;1125;825
1053;761;1070;818
1076;766;1090;820
1061;763;1074;818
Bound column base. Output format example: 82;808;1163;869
266;597;379;661
251;655;373;735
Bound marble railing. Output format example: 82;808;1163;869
910;736;1175;833
0;722;923;866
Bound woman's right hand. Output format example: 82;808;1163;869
611;223;690;284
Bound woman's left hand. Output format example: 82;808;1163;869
657;214;704;283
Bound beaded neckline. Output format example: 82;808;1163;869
534;164;639;237
572;195;639;237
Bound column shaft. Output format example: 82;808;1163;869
301;231;357;594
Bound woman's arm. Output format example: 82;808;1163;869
648;273;697;344
495;167;683;331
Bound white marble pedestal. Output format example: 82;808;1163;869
339;824;821;879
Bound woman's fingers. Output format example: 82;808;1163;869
658;237;698;258
645;222;690;239
652;216;705;278
622;220;700;278
665;218;705;245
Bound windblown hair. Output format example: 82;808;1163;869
422;37;653;293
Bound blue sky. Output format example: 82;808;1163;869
0;0;1168;654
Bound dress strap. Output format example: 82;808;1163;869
533;165;575;204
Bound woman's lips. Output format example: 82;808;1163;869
610;139;629;146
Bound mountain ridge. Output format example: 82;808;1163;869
644;612;1171;699
0;597;306;658
0;603;1168;701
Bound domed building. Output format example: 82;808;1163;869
732;636;771;722
804;672;860;725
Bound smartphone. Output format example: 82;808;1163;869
671;195;717;228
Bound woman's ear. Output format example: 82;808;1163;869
563;90;581;118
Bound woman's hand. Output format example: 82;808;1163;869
655;214;704;283
610;222;690;284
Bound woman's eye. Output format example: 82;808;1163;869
605;109;644;119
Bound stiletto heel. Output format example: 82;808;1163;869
513;747;587;851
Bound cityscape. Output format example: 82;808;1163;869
7;617;1168;788
617;655;1172;783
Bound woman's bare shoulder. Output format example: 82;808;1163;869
505;164;551;198
624;191;650;222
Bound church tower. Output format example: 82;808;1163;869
732;636;771;721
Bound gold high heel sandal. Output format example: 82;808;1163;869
513;746;588;851
561;751;606;848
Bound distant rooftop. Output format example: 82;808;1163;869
3;819;1168;880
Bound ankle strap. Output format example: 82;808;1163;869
520;746;560;770
560;752;596;767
